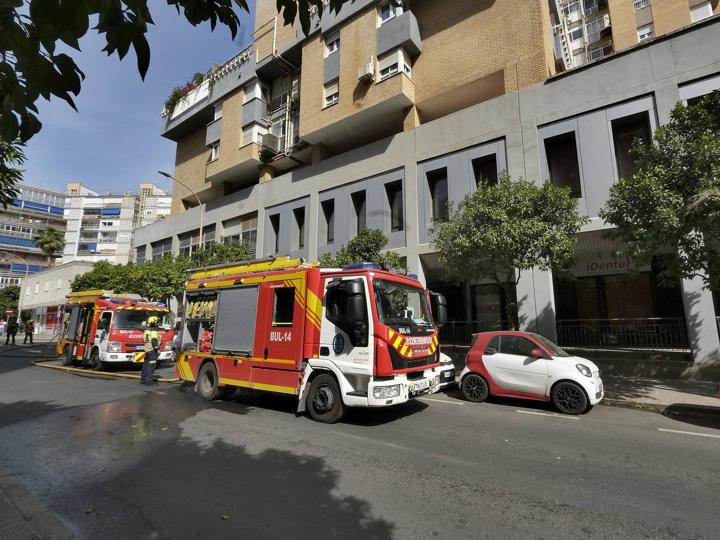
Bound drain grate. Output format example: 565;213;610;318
0;493;40;540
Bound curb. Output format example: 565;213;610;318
600;399;667;414
32;358;180;383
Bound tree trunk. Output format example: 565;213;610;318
501;281;519;331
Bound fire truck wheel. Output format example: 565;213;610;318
196;362;230;400
88;349;104;371
61;347;73;367
306;374;346;424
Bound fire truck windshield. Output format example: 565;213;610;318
373;279;432;328
113;310;171;330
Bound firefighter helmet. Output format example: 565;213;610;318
147;315;159;326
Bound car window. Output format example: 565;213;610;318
499;336;536;357
485;335;500;353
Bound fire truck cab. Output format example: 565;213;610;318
57;290;174;370
176;258;448;423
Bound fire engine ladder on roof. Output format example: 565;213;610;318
187;256;316;281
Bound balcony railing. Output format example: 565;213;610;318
556;318;689;351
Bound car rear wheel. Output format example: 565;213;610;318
306;374;346;424
551;381;589;415
461;373;489;403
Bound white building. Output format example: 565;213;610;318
62;182;171;265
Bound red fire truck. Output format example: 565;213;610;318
57;290;175;370
176;257;448;423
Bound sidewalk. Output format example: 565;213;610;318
603;375;720;412
0;466;73;540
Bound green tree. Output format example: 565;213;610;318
600;91;720;289
188;240;250;267
0;139;24;208
0;285;20;316
318;228;405;270
70;260;136;292
33;227;65;267
432;175;587;329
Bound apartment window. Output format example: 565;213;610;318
178;230;200;258
687;89;720;107
202;225;216;248
323;80;339;107
269;213;280;254
611;111;651;180
272;288;295;326
210;142;220;161
321;199;335;244
472;155;498;187
427;169;449;221
225;213;259;258
324;30;340;56
151;237;172;261
378;1;402;25
584;0;598;16
589;44;612;60
633;0;650;11
377;49;411;81
569;27;584;42
293;207;305;250
691;1;713;22
544;132;582;198
136;246;146;265
637;23;654;41
384;181;404;232
243;124;266;145
351;191;367;233
213;102;223;120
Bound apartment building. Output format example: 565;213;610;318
0;185;67;288
135;1;720;363
551;0;719;70
62;182;171;264
136;183;172;227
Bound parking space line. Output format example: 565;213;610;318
516;410;579;420
658;428;720;439
418;397;465;406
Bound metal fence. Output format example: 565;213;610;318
438;321;509;347
556;318;689;351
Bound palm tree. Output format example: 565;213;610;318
33;227;65;267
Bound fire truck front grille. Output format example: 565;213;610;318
389;348;436;371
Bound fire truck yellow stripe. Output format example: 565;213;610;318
400;344;409;355
219;377;298;395
393;336;403;348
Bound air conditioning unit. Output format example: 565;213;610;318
358;62;374;83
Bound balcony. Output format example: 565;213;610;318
206;142;263;186
161;46;254;142
376;10;422;58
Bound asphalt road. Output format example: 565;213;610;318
1;344;719;539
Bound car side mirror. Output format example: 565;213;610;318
429;292;448;326
530;348;545;359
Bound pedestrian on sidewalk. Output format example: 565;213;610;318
140;316;160;385
23;320;35;344
0;319;5;337
5;319;18;345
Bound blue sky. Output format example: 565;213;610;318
22;1;256;196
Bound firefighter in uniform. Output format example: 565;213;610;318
140;316;160;385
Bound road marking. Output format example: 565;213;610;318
658;428;720;439
515;410;579;420
418;397;465;406
333;431;407;450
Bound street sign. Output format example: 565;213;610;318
4;309;14;315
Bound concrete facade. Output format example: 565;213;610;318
137;19;720;364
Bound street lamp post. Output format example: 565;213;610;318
158;171;203;257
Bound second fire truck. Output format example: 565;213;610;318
57;290;175;370
176;257;448;423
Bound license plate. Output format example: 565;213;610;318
409;379;430;394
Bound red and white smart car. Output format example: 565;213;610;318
458;331;603;414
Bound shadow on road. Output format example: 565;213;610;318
603;376;720;402
0;400;66;428
663;403;720;430
438;387;562;414
103;437;395;539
